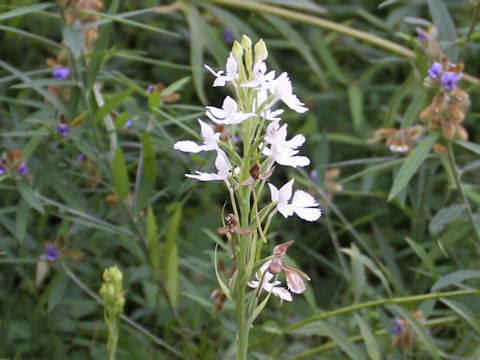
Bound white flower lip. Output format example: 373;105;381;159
206;96;255;125
269;179;321;221
270;72;308;113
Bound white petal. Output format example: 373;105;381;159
268;183;279;202
290;190;321;221
275;152;310;168
284;134;305;149
271;286;293;301
285;269;306;294
277;202;294;218
292;207;321;221
278;179;294;204
206;106;226;120
284;95;308;113
199;119;214;139
213;77;227;87
174;140;203;153
291;190;318;208
185;172;225;181
225;53;238;78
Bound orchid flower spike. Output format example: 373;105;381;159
268;179;321;221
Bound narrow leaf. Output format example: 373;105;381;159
348;83;365;133
388;131;439;201
93;87;135;123
353;314;381;360
429;205;465;235
16;180;44;214
405;237;438;281
0;3;54;21
164;207;181;307
136;133;156;212
432;270;480;292
427;0;457;60
112;147;129;201
441;298;480;334
146;207;160;275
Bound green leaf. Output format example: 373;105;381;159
454;140;480;155
441;298;480;334
351;246;365;303
62;26;83;58
353;314;381;360
401;90;427;129
405;237;438;281
16;180;44;214
93;87;135;123
15;198;29;242
47;273;68;313
11;79;76;88
0;3;54;21
148;91;161;110
429;205;465;235
348;83;365;133
162;76;190;96
164;207;181;307
432;270;480;291
181;3;207;104
146;207;160;275
289;321;367;360
427;0;457;60
112;147;129;201
136;133;157;212
388;131;439;201
341;245;392;296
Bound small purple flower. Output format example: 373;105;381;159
222;28;234;42
52;67;70;80
428;62;443;79
416;28;426;42
17;161;28;176
441;72;459;91
123;120;133;129
393;318;404;334
310;169;318;181
146;85;156;95
46;244;59;261
77;154;86;161
56;123;70;137
0;164;5;175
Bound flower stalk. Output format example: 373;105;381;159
174;35;321;359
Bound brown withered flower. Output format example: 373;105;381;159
368;125;424;154
217;213;252;236
250;240;311;300
392;311;429;353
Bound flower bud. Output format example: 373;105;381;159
254;39;268;62
241;35;252;50
231;41;243;59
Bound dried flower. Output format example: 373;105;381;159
217;213;253;235
368;125;424;154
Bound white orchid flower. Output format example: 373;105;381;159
206;96;255;125
268;179;321;221
265;122;305;149
270;72;308;113
243;61;276;90
204;53;238;87
247;261;292;303
186;152;231;181
263;144;310;168
173;119;220;153
253;89;284;121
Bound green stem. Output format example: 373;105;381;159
288;316;459;360
446;142;480;242
249;288;479;350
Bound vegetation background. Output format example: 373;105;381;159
1;0;480;359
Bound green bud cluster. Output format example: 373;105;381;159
99;265;125;316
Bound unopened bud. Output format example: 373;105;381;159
232;41;243;58
241;35;252;50
254;39;268;62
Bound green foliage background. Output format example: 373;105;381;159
1;0;480;359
